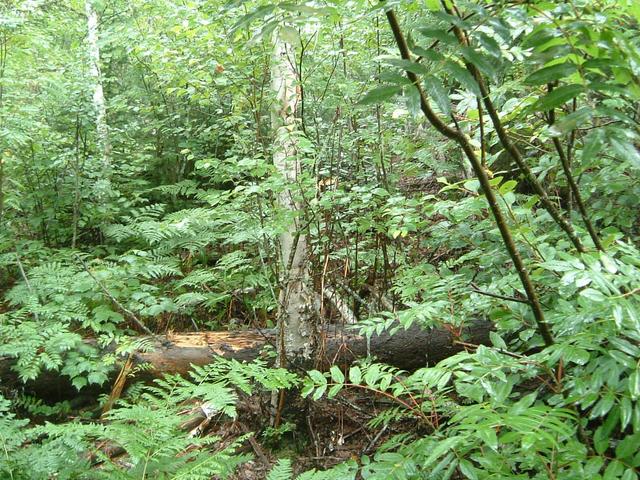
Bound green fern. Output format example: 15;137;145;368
296;462;358;480
267;458;293;480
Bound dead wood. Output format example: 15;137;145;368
1;321;492;400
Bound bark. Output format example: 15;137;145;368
85;0;111;176
271;30;316;360
0;321;493;400
322;285;357;324
0;31;7;223
0;153;4;224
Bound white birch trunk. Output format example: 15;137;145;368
271;32;316;360
85;0;111;176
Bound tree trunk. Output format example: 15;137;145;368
85;0;111;177
0;321;493;400
270;29;316;361
0;31;7;224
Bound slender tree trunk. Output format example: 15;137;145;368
0;31;7;223
439;0;585;253
547;91;603;251
271;31;316;362
0;157;4;224
85;0;111;177
71;116;82;249
384;9;554;347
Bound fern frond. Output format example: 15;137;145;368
267;459;293;480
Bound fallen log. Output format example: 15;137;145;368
1;321;492;399
136;320;492;375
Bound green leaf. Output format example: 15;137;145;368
630;370;640;400
425;0;441;11
532;84;584;112
422;437;462;468
477;426;498;450
423;75;451;116
524;62;577;85
383;58;430;75
359;85;402;105
278;25;299;45
498;180;518;195
550;107;592;135
616;433;640;459
300;382;314;398
327;383;343;399
580;288;606;302
584;456;604;476
461;46;496;78
72;377;88;390
489;331;507;349
87;371;108;385
418;28;457;45
444;61;481;96
267;459;292;480
604;460;625;480
330;365;345;384
476;32;502;58
364;365;381;387
349;366;362;385
610;137;640;168
582;131;604;163
522;26;559;49
591;393;616;418
308;370;327;386
594;406;620;454
594;427;610;455
458;459;478;480
312;383;327;401
231;4;276;32
621;397;633;430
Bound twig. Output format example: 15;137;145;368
614;287;640;299
307;409;321;458
75;255;156;338
101;352;134;416
384;5;553;347
470;282;530;304
236;421;270;467
362;424;388;455
14;249;39;321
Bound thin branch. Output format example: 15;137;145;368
384;6;553;346
76;255;157;339
547;85;603;251
441;0;585;253
14;250;39;321
470;282;530;304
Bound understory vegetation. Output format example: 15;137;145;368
1;0;640;478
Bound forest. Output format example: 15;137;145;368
1;0;640;478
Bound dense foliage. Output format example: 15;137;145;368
1;0;640;478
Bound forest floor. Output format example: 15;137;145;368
91;387;412;478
